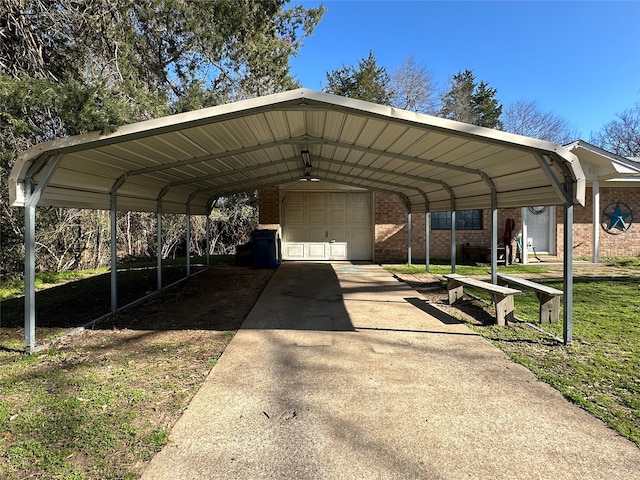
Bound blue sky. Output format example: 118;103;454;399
288;0;640;139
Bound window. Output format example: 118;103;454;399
431;210;483;230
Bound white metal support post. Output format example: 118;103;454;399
109;175;127;313
592;180;600;263
206;214;211;267
520;207;529;265
24;197;36;352
450;210;456;273
156;187;171;290
491;195;498;284
156;205;163;291
407;212;412;265
110;194;118;312
425;212;430;272
563;198;574;345
205;198;216;267
22;154;62;352
186;205;191;277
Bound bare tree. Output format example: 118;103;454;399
389;56;437;114
502;100;578;144
591;103;640;157
208;193;258;255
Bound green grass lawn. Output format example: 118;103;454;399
387;259;640;446
1;258;638;479
0;255;242;479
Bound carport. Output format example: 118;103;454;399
9;89;585;351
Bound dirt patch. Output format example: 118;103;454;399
103;266;274;331
393;273;493;326
0;265;275;478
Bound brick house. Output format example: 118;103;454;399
259;140;640;264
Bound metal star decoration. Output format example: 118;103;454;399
602;202;633;234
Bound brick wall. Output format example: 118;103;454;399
558;186;640;260
373;193;525;262
374;192;409;262
258;186;280;228
258;185;640;262
597;186;640;257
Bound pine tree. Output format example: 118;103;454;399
324;51;392;105
0;0;325;278
438;70;502;128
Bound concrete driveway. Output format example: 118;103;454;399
142;262;639;479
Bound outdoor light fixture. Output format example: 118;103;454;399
299;150;320;181
301;150;311;166
299;172;321;182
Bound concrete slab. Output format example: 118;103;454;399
141;262;640;479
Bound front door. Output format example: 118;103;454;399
526;206;553;254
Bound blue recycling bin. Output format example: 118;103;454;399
251;229;279;269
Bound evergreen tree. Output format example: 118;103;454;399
0;0;325;278
438;70;502;128
324;51;392;105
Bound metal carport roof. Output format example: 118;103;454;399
9;88;587;352
10;88;585;215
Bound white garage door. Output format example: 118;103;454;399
282;191;372;261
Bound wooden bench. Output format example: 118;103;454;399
443;274;522;326
496;273;563;324
461;244;506;265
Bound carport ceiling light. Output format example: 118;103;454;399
301;149;311;166
299;173;320;182
299;149;319;181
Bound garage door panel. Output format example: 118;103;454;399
286;227;307;242
285;243;305;259
350;208;370;223
287;208;305;224
283;191;372;261
307;243;327;259
287;192;304;205
328;208;347;223
308;226;326;242
329;226;346;241
350;226;371;243
329;193;347;205
348;244;370;261
307;193;326;205
329;243;347;260
350;192;369;205
307;208;326;224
